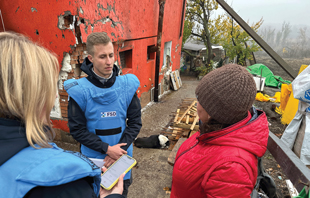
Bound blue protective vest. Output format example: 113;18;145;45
64;74;140;180
0;143;101;198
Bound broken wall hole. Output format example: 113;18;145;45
52;41;88;119
58;12;85;45
58;11;74;30
147;45;156;61
31;7;38;12
70;43;87;66
119;49;132;69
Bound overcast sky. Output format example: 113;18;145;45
214;0;310;27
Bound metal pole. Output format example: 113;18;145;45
268;132;310;192
0;10;5;32
216;0;297;79
154;0;166;102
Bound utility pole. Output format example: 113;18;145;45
154;0;166;102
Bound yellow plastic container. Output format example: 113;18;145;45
281;65;308;125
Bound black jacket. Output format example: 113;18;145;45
67;57;142;153
0;118;124;198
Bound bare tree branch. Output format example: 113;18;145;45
186;10;203;21
191;32;203;38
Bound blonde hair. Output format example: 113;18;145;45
86;32;111;55
0;32;59;148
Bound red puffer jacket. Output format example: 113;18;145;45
171;110;269;198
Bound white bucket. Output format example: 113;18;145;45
253;76;266;92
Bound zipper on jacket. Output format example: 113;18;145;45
174;140;199;164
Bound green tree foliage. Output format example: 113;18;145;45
185;0;221;73
219;17;263;65
183;0;263;72
182;19;193;47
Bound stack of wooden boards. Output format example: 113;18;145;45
160;98;200;165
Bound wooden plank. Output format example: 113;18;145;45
171;127;183;137
268;132;310;192
173;123;199;131
177;111;195;116
172;129;178;137
176;70;182;87
176;100;196;124
168;138;187;166
190;115;199;130
163;127;183;131
161;131;175;134
173;72;180;89
175;133;181;140
185;115;189;124
188;113;196;117
181;117;194;123
173;109;180;123
191;107;197;111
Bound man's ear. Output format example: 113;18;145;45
88;54;93;63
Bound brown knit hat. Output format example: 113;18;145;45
195;64;257;124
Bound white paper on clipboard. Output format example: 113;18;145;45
89;158;105;168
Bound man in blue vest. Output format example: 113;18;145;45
65;32;142;197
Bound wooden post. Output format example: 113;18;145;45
154;0;166;102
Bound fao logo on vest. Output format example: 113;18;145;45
101;111;117;118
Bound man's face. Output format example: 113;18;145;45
88;42;114;78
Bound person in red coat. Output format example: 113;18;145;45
171;64;269;198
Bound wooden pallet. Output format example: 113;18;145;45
161;98;199;154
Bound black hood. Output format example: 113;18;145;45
80;57;94;76
0;118;29;166
80;57;119;88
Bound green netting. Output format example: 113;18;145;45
246;64;291;88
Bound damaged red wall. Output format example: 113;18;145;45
0;0;185;132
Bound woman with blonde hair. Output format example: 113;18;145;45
0;32;124;198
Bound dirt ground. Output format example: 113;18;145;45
128;75;199;198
